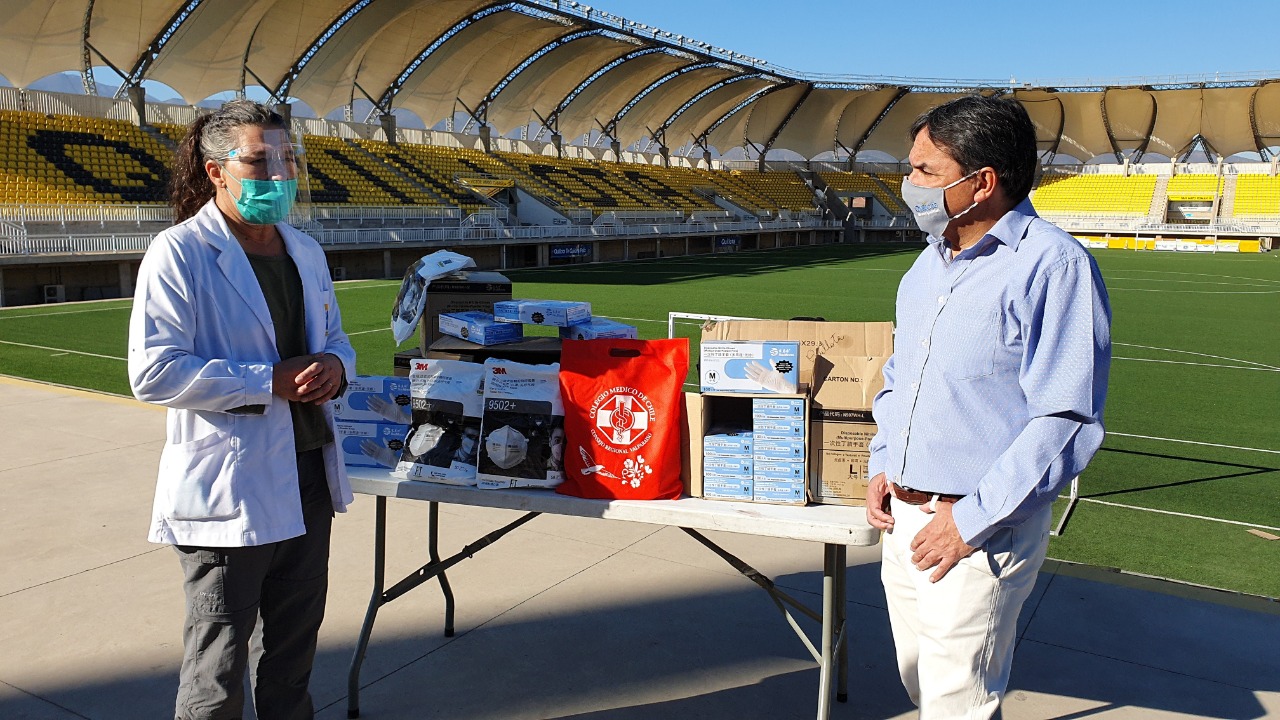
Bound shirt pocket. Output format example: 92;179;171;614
161;429;241;521
934;308;998;380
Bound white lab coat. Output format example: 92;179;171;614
129;201;356;547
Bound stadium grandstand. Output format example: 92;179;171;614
0;0;1276;305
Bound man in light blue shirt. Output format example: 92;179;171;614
866;96;1111;718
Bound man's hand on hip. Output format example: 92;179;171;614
909;501;977;583
865;473;894;531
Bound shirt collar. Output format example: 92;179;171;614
927;196;1039;257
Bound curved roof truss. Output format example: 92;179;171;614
2;0;1280;161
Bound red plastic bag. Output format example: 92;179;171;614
557;338;689;500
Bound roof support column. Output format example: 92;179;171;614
379;113;397;145
126;85;147;128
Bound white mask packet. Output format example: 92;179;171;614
476;358;564;490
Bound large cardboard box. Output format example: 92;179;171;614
700;320;893;506
701;319;893;389
420;271;512;352
685;391;809;505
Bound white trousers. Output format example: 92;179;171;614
881;496;1053;720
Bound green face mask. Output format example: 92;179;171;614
227;175;297;225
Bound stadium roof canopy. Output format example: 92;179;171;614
5;0;1280;162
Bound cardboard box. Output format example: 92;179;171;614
809;408;877;505
701;319;893;391
688;392;809;503
333;375;411;424
494;299;592;327
438;311;524;346
699;319;893;506
336;421;410;469
699;340;800;394
559;317;638;340
420;271;512;352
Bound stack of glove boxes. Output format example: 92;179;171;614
436;299;639;346
696;338;808;505
333;376;412;469
688;319;894;506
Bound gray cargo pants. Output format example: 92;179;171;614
173;449;333;720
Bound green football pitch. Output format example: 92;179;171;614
2;243;1277;597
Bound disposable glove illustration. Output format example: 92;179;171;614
744;360;793;393
359;439;399;468
366;394;412;425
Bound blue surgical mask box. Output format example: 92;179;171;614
333;375;411;424
752;416;806;439
703;432;753;457
439;311;525;346
559;317;638;340
702;469;753;501
423;271;512;350
704;456;754;476
699;340;800;394
494;299;592;327
751;397;805;419
753;478;806;505
336;421;410;469
753;438;806;461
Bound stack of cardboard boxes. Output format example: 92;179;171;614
687;319;894;506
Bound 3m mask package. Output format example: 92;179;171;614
476;358;564;489
392;358;486;485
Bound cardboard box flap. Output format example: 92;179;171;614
812;354;887;411
702;320;894;387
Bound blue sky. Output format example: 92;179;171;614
592;0;1277;83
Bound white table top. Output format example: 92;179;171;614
347;467;881;547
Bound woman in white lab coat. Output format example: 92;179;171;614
128;99;355;720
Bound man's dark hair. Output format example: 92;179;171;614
909;95;1039;206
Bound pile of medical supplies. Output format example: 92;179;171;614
338;252;893;506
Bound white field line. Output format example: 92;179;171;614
1104;270;1280;284
1105;277;1279;289
0;305;129;320
1107;288;1279;294
1113;342;1279;370
1114;357;1280;372
1108;432;1279;455
1072;497;1280;534
0;339;124;361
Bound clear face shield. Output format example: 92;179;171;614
217;127;313;227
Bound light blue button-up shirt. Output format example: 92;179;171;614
868;198;1111;545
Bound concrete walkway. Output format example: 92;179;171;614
1;376;1276;720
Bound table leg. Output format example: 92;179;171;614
836;543;848;703
817;543;837;720
428;502;456;636
347;496;386;719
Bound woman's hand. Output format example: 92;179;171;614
274;353;344;404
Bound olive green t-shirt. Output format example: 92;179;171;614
245;252;333;453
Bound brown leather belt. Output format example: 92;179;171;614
891;483;964;506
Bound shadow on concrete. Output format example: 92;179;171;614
2;565;1274;720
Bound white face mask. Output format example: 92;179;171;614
485;425;529;470
900;170;980;239
409;423;445;457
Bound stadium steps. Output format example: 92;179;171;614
140;125;177;155
342;140;452;207
1148;175;1169;221
690;185;760;220
804;171;853;222
1218;174;1237;219
868;173;908;213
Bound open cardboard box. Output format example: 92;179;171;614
698;319;894;506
